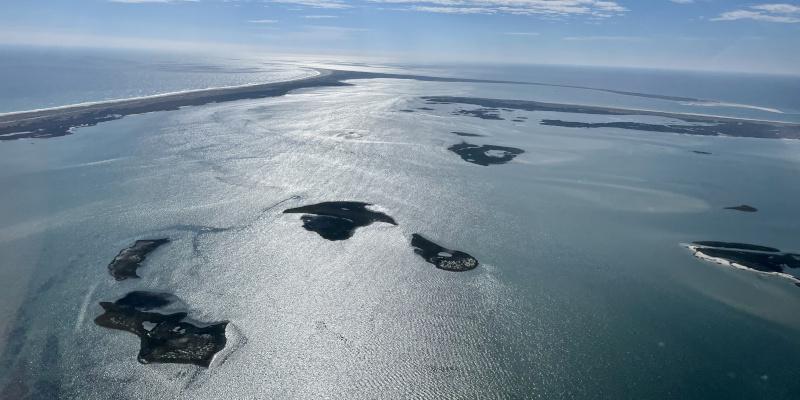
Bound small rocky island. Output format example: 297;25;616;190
448;142;524;166
411;234;479;272
283;201;397;241
686;241;800;287
107;239;170;281
451;131;485;137
94;291;228;367
452;108;503;120
724;205;758;213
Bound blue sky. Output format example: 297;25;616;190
1;1;799;74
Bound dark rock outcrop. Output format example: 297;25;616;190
107;239;170;281
411;234;479;272
283;201;397;241
448;142;524;166
94;291;227;367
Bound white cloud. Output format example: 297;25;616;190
271;0;351;9
563;35;645;41
303;25;370;31
751;3;800;13
411;6;494;13
303;14;339;18
109;0;198;3
370;0;627;18
713;3;800;23
670;0;694;4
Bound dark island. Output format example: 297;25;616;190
107;239;170;281
724;205;758;213
452;108;504;120
283;201;397;241
686;242;800;287
451;131;485;137
692;241;780;252
94;291;228;367
448;142;524;166
411;234;479;272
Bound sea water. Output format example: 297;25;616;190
0;46;317;113
0;49;799;399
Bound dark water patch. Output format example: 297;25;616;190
0;314;30;371
34;335;61;399
453;108;504;120
724;205;758;213
448;142;524;166
687;242;800;285
422;96;800;140
399;109;415;113
692;150;712;155
512;118;526;122
107;239;170;281
0;369;29;400
283;201;397;241
411;234;478;272
94;291;227;367
417;107;435;111
451;131;485;137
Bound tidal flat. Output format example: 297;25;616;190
423;96;800;139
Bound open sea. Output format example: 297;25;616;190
1;46;799;399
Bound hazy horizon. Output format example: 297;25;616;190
2;1;800;75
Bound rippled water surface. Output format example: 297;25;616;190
1;56;800;399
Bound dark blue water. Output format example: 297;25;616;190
0;46;314;113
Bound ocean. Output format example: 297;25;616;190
0;46;317;113
0;47;799;399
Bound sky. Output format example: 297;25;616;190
1;1;799;74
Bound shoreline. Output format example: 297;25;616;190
2;68;799;141
0;69;534;141
0;69;323;118
423;96;800;140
